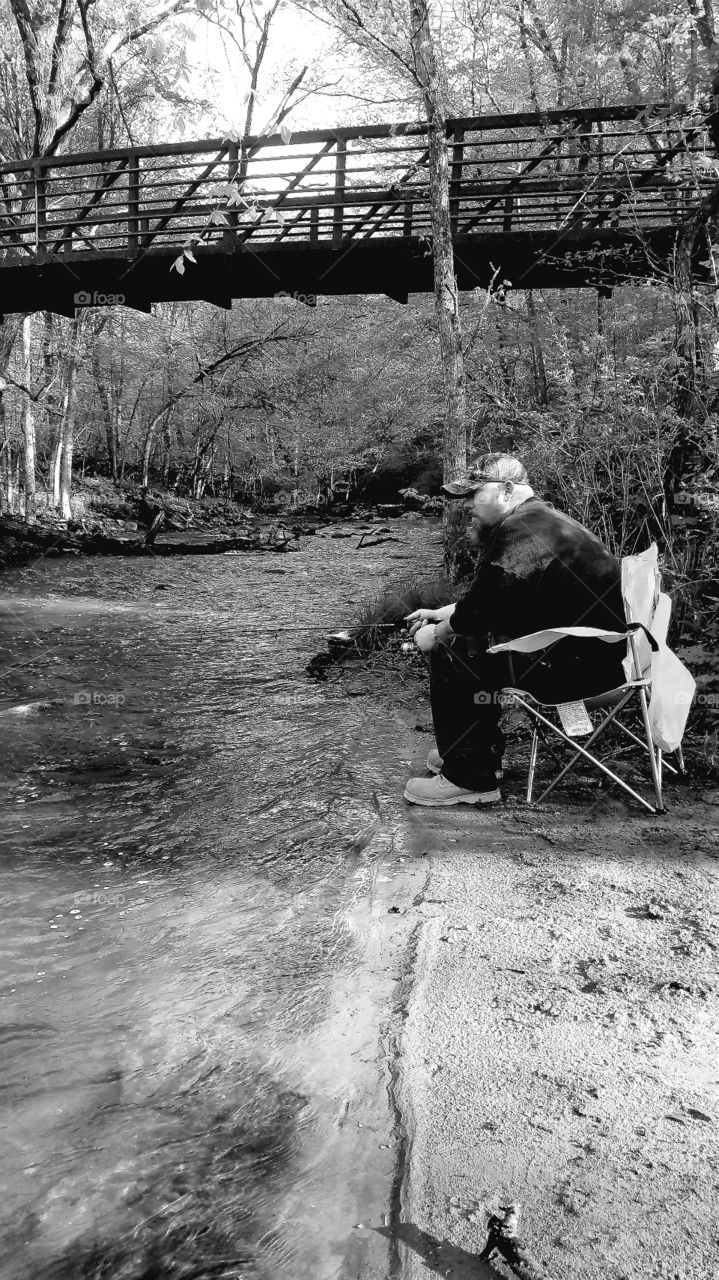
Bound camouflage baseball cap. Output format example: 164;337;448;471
440;452;530;498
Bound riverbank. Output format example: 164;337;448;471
381;718;719;1278
0;475;426;567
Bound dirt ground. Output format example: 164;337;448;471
389;738;719;1280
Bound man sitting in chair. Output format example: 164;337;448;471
404;453;628;807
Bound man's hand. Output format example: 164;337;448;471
412;623;438;652
405;604;455;638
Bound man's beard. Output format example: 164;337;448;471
467;519;493;551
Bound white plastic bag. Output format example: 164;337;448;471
647;594;696;752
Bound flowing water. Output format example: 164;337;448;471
0;522;441;1280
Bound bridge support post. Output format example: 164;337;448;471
450;124;464;236
404;200;413;238
226;142;239;243
33;162;47;258
333;138;347;246
128;154;140;254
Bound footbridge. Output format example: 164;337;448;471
0;103;715;315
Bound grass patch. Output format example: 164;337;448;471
351;574;457;647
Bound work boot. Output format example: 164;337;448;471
404;773;501;807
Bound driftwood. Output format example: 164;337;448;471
356;525;400;549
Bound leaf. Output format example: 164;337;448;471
209;211;230;227
279;124;292;144
262;207;275;223
171;255;185;275
275;208;286;225
183;248;197;264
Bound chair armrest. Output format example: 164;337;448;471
488;625;629;655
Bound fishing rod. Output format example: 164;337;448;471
226;623;398;632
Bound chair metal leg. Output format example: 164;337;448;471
527;729;539;803
510;695;661;814
637;684;665;812
538;690;634;803
613;718;678;774
676;744;685;773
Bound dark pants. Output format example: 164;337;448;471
429;636;508;790
429;633;627;791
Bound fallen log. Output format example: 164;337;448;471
0;518;299;562
85;533;300;556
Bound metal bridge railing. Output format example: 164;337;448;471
0;104;713;265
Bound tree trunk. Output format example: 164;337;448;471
526;290;548;406
41;312;64;506
103;386;119;481
58;317;82;520
0;313;25;381
494;298;513;396
593;289;612;400
50;436;62;508
93;344;119;482
408;0;466;576
142;403;173;488
672;228;697;418
0;396;13;514
0;317;25;515
21;315;37;522
665;224;708;510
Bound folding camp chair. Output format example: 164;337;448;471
488;545;692;815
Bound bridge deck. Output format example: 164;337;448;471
0;104;713;314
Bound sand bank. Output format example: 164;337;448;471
394;790;719;1279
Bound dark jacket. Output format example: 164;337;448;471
450;498;627;700
451;497;625;638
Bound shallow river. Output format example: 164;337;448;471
0;522;441;1280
